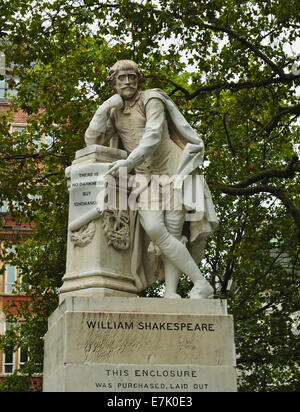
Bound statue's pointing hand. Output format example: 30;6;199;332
105;159;135;178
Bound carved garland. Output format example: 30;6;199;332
69;221;96;247
70;210;130;250
102;209;130;250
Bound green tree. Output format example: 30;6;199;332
0;0;299;391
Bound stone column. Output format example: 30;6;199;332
59;145;138;303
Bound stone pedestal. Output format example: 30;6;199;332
43;296;237;392
59;145;138;303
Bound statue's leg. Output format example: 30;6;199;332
161;257;181;298
162;210;185;298
139;210;213;299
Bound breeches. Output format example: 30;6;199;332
138;210;185;243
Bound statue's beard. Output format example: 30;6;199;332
119;87;138;100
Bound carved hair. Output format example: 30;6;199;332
107;60;145;90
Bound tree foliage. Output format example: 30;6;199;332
0;0;299;391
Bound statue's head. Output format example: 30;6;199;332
107;60;145;100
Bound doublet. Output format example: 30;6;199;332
108;91;179;179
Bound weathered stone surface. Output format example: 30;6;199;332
43;297;237;392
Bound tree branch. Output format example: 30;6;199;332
157;12;300;98
254;105;300;137
221;203;249;295
209;157;300;238
189;73;300;98
222;114;236;156
149;72;300;100
211;177;300;240
202;22;287;79
230;156;300;188
1;152;66;161
168;79;191;99
34;172;60;184
170;7;285;77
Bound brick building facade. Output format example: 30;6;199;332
0;94;34;381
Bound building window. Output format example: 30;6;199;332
3;323;15;374
0;79;7;98
3;349;14;374
2;323;29;374
12;125;25;134
18;346;29;370
4;246;17;294
12;124;43;152
5;264;17;293
0;200;8;213
0;51;5;75
0;51;7;98
0;200;22;214
11;125;25;148
0;52;18;99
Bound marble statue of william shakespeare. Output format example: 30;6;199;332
84;60;219;299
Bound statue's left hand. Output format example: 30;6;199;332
105;159;134;177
